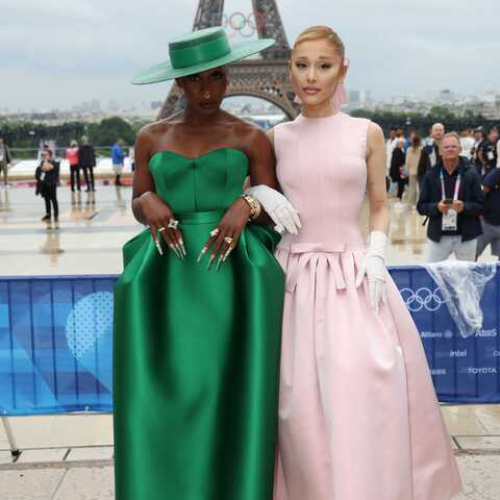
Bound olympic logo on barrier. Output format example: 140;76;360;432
208;12;266;38
399;287;447;313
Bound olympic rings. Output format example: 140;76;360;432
399;287;447;313
210;11;267;39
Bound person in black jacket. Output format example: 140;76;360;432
389;137;407;201
417;132;483;262
476;167;500;260
35;150;60;223
78;136;97;192
0;135;12;187
416;147;431;187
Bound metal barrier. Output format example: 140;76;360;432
0;266;499;418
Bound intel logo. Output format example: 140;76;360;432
450;350;467;357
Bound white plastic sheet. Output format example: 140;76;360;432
423;261;497;338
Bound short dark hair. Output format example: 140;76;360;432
43;149;53;158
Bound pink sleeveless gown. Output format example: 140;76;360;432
273;112;462;500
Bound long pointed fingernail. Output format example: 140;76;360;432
170;244;181;259
175;244;184;259
155;240;163;256
180;241;187;257
197;248;207;263
207;255;215;270
216;255;223;271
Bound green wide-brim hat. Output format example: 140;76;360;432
132;26;275;85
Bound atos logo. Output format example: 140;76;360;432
476;328;498;338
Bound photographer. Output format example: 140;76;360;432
35;150;60;223
417;132;484;262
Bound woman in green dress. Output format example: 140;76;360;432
113;27;300;500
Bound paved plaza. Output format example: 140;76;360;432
0;182;499;499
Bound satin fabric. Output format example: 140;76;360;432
272;113;462;500
113;148;284;500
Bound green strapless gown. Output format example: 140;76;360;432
113;148;285;500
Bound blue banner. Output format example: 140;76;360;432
0;266;499;415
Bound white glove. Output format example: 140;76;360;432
245;185;301;235
355;231;388;314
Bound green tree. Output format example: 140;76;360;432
428;106;457;121
88;117;136;146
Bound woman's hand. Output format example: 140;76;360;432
139;191;185;258
199;198;251;269
245;185;301;235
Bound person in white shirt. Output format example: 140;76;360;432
386;127;398;195
460;129;475;160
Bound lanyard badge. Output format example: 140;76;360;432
441;169;461;232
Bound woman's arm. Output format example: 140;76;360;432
131;128;156;225
131;126;185;257
243;126;300;234
366;122;389;234
247;127;279;189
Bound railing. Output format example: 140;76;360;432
0;265;499;417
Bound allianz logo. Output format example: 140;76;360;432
475;328;498;338
420;330;454;339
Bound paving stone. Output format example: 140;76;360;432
52;466;114;500
16;448;68;464
66;447;113;461
0;469;65;500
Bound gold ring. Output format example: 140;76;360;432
224;237;233;244
210;228;220;237
168;219;179;230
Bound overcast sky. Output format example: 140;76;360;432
1;0;498;111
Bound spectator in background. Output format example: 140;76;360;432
476;166;500;260
478;128;499;178
390;137;407;203
460;129;475;160
386;127;398;194
405;134;429;206
66;140;81;192
35;150;60;223
0;136;12;188
424;122;445;167
129;145;135;172
417;132;483;262
79;136;96;192
112;139;125;186
470;127;484;171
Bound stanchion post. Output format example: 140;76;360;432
1;416;21;457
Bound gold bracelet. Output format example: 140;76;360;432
241;195;262;221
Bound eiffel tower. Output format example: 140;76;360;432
158;0;299;120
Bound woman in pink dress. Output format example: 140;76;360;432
251;26;463;500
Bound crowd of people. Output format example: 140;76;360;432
1;122;500;261
31;138;132;224
385;123;500;262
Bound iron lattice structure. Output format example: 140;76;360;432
158;0;299;120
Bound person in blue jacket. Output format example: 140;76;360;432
111;139;126;186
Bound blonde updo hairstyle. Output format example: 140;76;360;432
292;25;345;61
